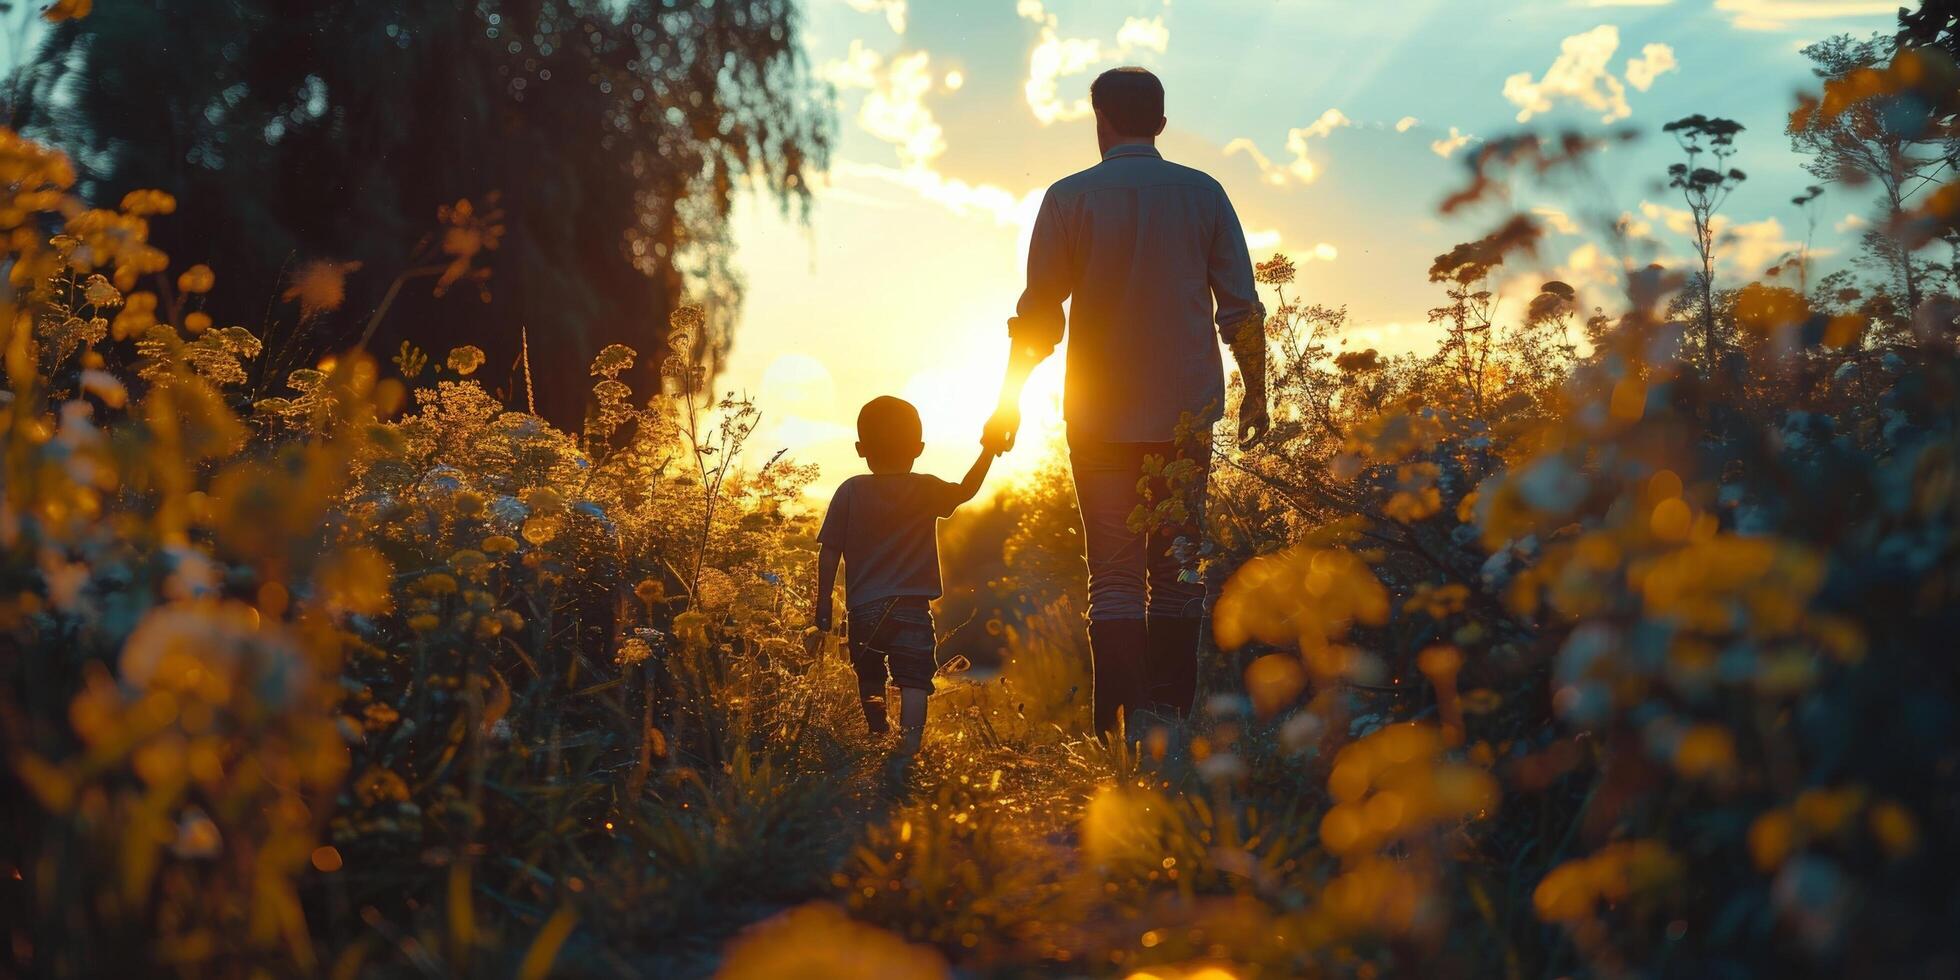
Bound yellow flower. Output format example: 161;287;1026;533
523;487;566;516
184;311;212;334
481;534;519;554
718;902;946;980
1867;800;1918;858
1672;725;1737;780
176;263;215;294
614;637;653;666
446;344;486;376
412;573;458;596
1748;809;1797;871
118;188;176;216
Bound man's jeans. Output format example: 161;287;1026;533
1068;435;1210;623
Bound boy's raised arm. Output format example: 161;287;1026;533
952;441;1002;506
813;544;842;631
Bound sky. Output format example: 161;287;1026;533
725;0;1904;497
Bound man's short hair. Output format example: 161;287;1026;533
857;395;923;457
1090;67;1164;138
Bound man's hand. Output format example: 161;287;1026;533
813;600;834;633
984;404;1022;453
1236;387;1270;449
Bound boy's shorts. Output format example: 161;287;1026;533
846;596;936;694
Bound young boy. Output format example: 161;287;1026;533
814;396;1000;753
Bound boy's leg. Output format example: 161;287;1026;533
847;606;892;735
896;688;928;754
884;603;937;753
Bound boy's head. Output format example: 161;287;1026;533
856;396;925;471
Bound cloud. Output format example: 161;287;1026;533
1226;108;1354;185
1714;0;1897;31
1835;212;1867;232
1624;43;1678;90
844;0;907;34
821;41;1039;227
1534;206;1582;236
1019;1;1171;125
833;160;1044;227
1632;201;1803;277
823;42;945;166
1574;0;1673;6
1431;126;1476;157
1502;26;1675;123
1395;116;1420;132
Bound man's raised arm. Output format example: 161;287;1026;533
1209;185;1269;448
987;190;1068;451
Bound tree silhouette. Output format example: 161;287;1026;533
1788;34;1945;321
11;0;830;425
1663;114;1745;376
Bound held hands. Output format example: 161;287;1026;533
983;403;1021;455
1237;385;1271;449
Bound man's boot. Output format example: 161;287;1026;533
1145;615;1203;719
1088;619;1147;738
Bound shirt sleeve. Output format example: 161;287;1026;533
926;476;965;518
816;481;850;546
1207;183;1264;345
1006;187;1071;355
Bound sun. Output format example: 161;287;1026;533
898;349;1067;492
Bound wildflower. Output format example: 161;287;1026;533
118;188;176;216
591;343;636;378
1672;725;1737;780
176;263;215;294
481;534;519;555
412;573;459;596
283;259;361;317
407;613;441;632
634;578;665;605
446;345;485;376
718;902;946;980
1243;654;1307;718
522;487;566;516
183;311;211;335
521;515;562;546
1867;800;1918;858
1749;808;1797;871
614;637;653;667
82;273;121;307
1254;253;1296;285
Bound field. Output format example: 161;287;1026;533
5;3;1960;978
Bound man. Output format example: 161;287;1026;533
986;66;1268;738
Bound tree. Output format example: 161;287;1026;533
1663;114;1746;376
12;0;829;425
1788;34;1945;322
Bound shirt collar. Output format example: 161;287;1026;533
1101;142;1162;161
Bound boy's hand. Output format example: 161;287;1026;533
983;405;1021;453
